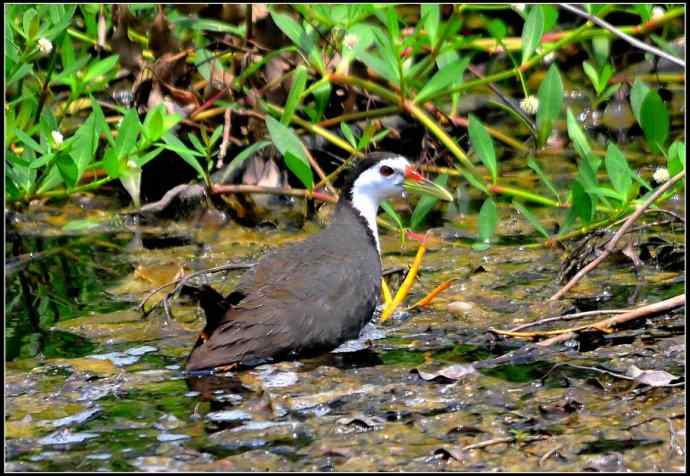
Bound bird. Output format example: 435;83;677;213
185;152;453;371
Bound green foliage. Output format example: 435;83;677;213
468;115;497;185
521;5;545;64
536;65;563;147
639;89;669;154
474;197;498;250
265;116;314;189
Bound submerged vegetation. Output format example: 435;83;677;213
4;3;686;472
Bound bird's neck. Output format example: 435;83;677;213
335;191;381;254
350;192;380;252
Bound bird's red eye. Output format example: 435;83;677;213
379;165;395;177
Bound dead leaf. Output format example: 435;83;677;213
414;363;477;381
626;365;679;387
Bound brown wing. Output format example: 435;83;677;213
185;223;381;371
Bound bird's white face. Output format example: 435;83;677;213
351;156;410;204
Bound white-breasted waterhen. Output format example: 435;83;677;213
185;152;453;371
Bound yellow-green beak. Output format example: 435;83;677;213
402;167;454;202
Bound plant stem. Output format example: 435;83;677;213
265;102;358;156
316;106;399;127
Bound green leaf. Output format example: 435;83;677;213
7;63;33;87
281;65;308;125
14;129;45;154
566;108;594;166
136;147;164;167
55;153;78;188
311;81;331;122
69;112;99;181
541;5;559;34
521;5;544;65
571;180;593;224
536;64;563;146
381;200;405;230
640;89;669;154
36;164;63;194
468;114;497;184
478;197;498;244
217;140;271;184
667;141;685;176
415;57;470;104
142;105;165;144
421;4;440;46
114;109;141;161
630;78;650;125
187;132;206;155
82;54;119;84
487;18;507;41
265;116;313;189
340;122;357;148
284;152;314;190
582;61;599;92
410;174;448;230
512;200;549;238
270;11;324;73
605;143;632;197
527;157;560;203
161;132;207;180
90;97;114;146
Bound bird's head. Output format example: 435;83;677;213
341;152;453;206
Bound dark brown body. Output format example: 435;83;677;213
186;202;381;371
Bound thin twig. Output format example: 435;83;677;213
559;3;685;68
462;435;548;452
516;294;685;344
539;444;563;467
549;172;685;300
508;309;629;332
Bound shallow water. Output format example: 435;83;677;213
4;183;685;471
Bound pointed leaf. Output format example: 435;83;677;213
265;116;313;189
640;89;669;154
630;78;650;125
521;6;544;64
281;65;308;125
536;64;563;146
468;114;497;184
415;57;469;104
478;197;498;244
605;143;632;197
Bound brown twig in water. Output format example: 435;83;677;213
508;309;629;332
549;171;685;300
539;444;563;467
462;435;548;452
559;3;685;68
507;294;685;344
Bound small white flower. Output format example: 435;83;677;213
543;51;556;65
653;167;670;183
51;130;63;148
511;3;526;14
520;95;539;115
126;160;139;169
652;6;665;19
38;38;53;55
343;33;358;51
